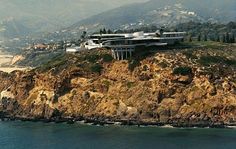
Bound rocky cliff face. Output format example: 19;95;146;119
0;46;236;127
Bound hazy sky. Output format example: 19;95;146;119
0;0;149;20
0;0;149;32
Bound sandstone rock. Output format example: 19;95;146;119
126;107;138;118
118;100;128;115
0;48;235;126
0;89;15;101
176;75;193;84
222;81;231;92
187;87;206;105
11;55;25;65
82;91;90;100
207;85;217;96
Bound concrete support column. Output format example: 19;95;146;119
111;47;135;60
121;50;124;60
111;49;115;59
114;50;116;59
116;51;120;60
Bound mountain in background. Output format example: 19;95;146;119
0;0;146;39
0;0;235;40
0;18;31;39
70;0;236;31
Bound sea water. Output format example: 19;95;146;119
0;121;236;149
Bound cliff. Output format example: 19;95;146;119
0;44;236;127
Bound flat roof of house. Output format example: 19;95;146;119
130;37;160;40
90;34;128;37
163;32;186;35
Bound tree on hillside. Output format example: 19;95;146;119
99;28;108;34
197;34;201;41
150;25;158;32
216;35;220;42
160;28;164;36
103;28;107;34
100;29;103;35
107;29;113;34
226;32;230;43
204;34;208;41
114;29;124;33
230;34;235;43
222;34;226;43
80;31;87;41
188;35;192;42
229;34;235;43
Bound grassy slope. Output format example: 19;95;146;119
35;41;236;74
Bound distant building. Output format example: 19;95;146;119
34;44;47;50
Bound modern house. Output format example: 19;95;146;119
66;30;186;59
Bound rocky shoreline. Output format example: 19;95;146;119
1;114;236;129
0;47;236;129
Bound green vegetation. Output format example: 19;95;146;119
175;21;236;43
182;50;198;59
198;55;236;67
38;53;67;72
175;42;236;68
35;49;114;76
188;35;192;42
83;52;113;63
84;54;100;63
196;41;227;49
19;51;64;67
127;82;135;89
114;21;235;44
173;66;192;75
181;41;229;49
127;47;153;71
102;80;111;88
90;63;103;74
128;59;141;71
102;54;113;62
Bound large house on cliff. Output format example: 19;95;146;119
66;30;186;60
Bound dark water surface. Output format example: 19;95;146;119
0;121;236;149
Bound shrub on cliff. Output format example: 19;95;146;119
128;59;141;71
198;55;236;66
83;52;113;63
84;54;100;63
90;64;103;74
182;51;198;59
102;54;113;62
127;82;135;89
173;66;192;75
39;54;67;72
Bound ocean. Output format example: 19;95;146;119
0;121;236;149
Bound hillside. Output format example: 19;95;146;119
0;0;145;39
0;43;236;127
70;0;236;32
0;19;31;38
1;0;235;50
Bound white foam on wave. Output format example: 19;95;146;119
227;126;236;129
161;125;174;128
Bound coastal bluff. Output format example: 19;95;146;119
0;45;236;127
